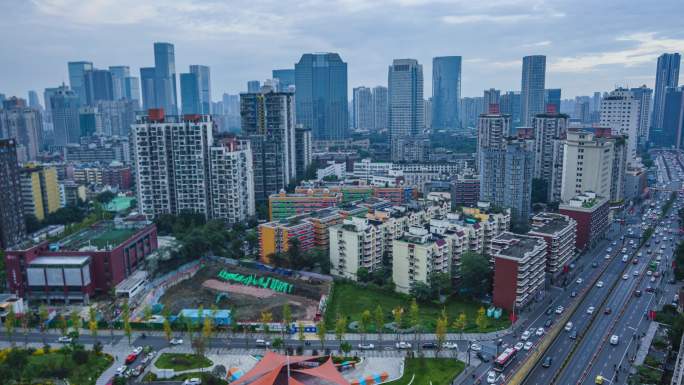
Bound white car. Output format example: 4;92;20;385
487;371;497;384
576;278;583;284
646;270;653;276
605;254;611;259
610;335;619;345
650;276;657;283
183;379;202;385
169;338;183;345
57;336;72;343
587;306;595;314
523;341;534;350
255;339;271;347
132;346;143;355
115;366;127;377
469;343;482;352
622;274;629;280
396;341;412;349
443;342;458;349
633;270;639;276
607;247;613;252
565;322;573;331
555;306;564;314
536;327;545;336
358;343;375;350
596;281;604;288
521;330;531;341
514;342;524;351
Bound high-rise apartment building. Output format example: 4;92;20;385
124;76;141;106
240;88;297;204
295;53;349;140
352;86;374;130
68;61;93;105
96;99;138;137
500;91;521;128
478;105;510;206
78;106;103;137
0;97;43;161
431;56;461;130
600;88;640;165
392;227;450;294
180;72;201;115
630;85;653;146
208;138;256;224
188;65;211;114
295;126;312;178
460;97;485;129
532;107;569;202
272;69;295;92
388;59;424;160
560;130;614;202
20;165;60;221
153;42;178;115
0;139;25;249
49;85;81;146
483;88;501;110
372;86;388;131
652;53;681;135
520;55;546;126
503;137;534;229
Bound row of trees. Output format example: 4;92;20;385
268;238;331;273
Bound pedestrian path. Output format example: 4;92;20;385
634;321;659;366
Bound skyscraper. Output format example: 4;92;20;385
28;90;41;110
660;87;684;149
483;88;501;110
478;105;510;206
544;88;561;113
295;53;349;140
272;69;295;91
652;53;681;133
109;66;130;100
388;59;423;160
532;106;569;202
520;55;546;126
372;86;388;131
49;85;81;145
431;56;461;130
140;67;156;111
84;69;114;105
124;76;141;106
180;72;201;115
68;61;93;105
630;85;653;146
190;65;211;114
247;80;261;93
0;97;43;161
0;139;25;248
600;88;640;165
241;87;297;204
352;86;373;131
503;137;534;230
500;91;521;129
153;42;178;115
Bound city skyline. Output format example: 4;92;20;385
1;1;683;101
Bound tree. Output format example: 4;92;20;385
287;238;301;266
88;306;98;341
475;307;489;332
38;305;49;344
334;316;347;345
430;272;452;299
260;311;273;337
453;313;467;343
392;306;403;341
435;316;448;356
5;307;16;346
95;191;116;204
70;310;81;338
316;321;327;350
200;313;214;356
271;337;283;351
20;313;29;346
282;304;292;349
409;299;420;345
58;313;68;337
297;321;305;346
143;305;153;322
212;365;227;380
340;342;352;356
122;301;132;345
410;282;433;302
460;252;492;298
356;267;370;282
360;310;372;344
374;305;384;341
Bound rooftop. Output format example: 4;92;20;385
29;256;90;266
493;232;544;259
529;213;573;235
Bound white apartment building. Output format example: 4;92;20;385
600;88;640;165
560;130;614;202
209;139;256;224
392;227;449;294
329;217;383;280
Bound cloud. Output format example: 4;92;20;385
522;40;552;48
551;32;684;73
31;0;159;24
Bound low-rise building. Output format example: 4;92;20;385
491;232;547;312
528;212;577;278
268;190;342;221
559;192;609;251
392;227;450;294
258;217;315;263
329;217;383;280
452;173;480;208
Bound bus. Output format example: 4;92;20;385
493;347;517;372
649;261;658;271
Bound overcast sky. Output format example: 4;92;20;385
1;0;683;104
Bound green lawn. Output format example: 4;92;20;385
154;353;213;371
325;281;509;332
0;348;113;385
90;228;136;248
385;358;465;385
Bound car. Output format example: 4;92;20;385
591;261;599;268
115;366;127;377
595;375;605;384
556;306;564;314
607;247;613;252
541;356;553;368
612;241;617;246
604;254;611;260
169;338;183;345
523;341;534;350
546;306;554;315
633;258;639;264
576;278;584;284
610;335;619;345
255;339;271;347
646;286;655;292
651;276;657;283
587;306;595;314
571;290;577;297
131;365;143;377
358;343;375;350
655;271;661;277
657;256;663;262
623;274;629;280
514;342;524;351
469;343;482;352
125;353;137;365
569;330;578;339
476;351;489;362
544;319;553;328
183;379;202;385
536;327;545;336
565;321;573;331
633;270;640;276
444;342;458;349
634;290;642;297
487;371;497;384
521;330;531;341
647;270;653;276
421;342;437;349
57;336;73;343
596;281;604;288
604;307;612;315
396;341;412;349
133;346;143;355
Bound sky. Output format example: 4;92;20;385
1;0;683;104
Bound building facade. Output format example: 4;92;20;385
600;88;640;165
520;55;546;126
0;139;26;248
528;212;577;277
652;53;681;136
431;56;462;130
560;130;614;202
392;227;449;294
559;192;609;251
532;108;569;202
388;59;424;160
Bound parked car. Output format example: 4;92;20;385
487;371;497;384
544;319;553;328
183;379;202;385
556;306;564;314
421;342;437;349
57;336;73;343
536;327;545;336
443;342;458;349
470;343;482;352
115;366;127;377
125;354;137;365
169;338;183;345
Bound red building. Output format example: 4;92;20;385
559;192;609;251
103;166;132;190
4;220;157;303
452;174;480;208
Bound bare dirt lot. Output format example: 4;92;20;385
159;261;331;322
